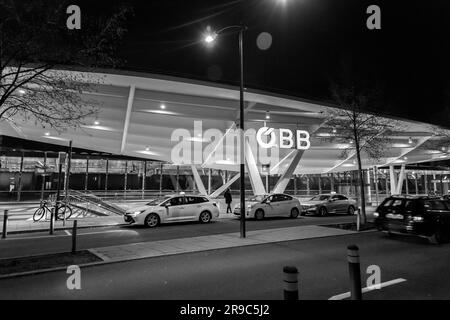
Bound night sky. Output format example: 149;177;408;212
88;0;450;127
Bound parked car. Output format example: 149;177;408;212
443;194;450;201
233;193;301;220
124;194;219;228
301;194;357;216
374;195;450;244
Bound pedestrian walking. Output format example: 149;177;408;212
224;188;233;213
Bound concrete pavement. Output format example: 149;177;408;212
1;231;448;299
0;214;362;259
89;225;357;262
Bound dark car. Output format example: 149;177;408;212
374;195;450;244
301;194;357;216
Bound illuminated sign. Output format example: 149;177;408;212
256;127;311;150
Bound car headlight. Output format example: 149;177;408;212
129;210;145;217
247;204;253;208
373;212;379;218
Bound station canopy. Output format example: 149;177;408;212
1;69;449;175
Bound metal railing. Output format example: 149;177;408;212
67;190;126;216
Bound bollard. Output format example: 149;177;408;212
2;210;8;239
356;209;360;231
283;266;299;300
347;245;362;300
71;220;78;254
49;208;55;235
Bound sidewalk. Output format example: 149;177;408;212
89;225;357;263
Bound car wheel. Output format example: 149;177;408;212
199;211;212;224
428;227;445;245
144;213;160;228
290;208;299;219
319;206;328;217
255;209;265;220
347;206;355;215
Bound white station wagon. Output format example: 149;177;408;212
124;194;220;228
234;193;301;220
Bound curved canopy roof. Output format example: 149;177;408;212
1;69;449;174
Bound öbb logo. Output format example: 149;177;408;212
256;127;311;150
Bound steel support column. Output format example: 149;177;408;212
389;166;397;195
273;151;304;194
210;173;241;199
191;165;207;195
396;164;406;195
245;141;266;195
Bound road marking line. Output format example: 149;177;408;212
65;230;71;236
328;278;407;300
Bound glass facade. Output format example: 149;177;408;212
0;152;448;202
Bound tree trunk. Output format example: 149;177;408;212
355;142;367;224
353;113;367;225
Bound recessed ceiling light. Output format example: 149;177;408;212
145;147;150;151
408;137;413;144
160;104;166;109
94;121;100;125
265;111;270;120
45;132;50;136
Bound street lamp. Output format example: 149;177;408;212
204;24;248;238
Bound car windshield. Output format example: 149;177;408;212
146;198;166;206
310;195;330;201
249;195;268;202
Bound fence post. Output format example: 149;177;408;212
283;266;299;300
49;208;55;235
2;210;8;239
71;220;78;254
347;245;362;300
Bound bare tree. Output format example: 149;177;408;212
322;84;402;224
0;0;133;131
425;126;450;159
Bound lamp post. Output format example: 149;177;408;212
204;24;248;238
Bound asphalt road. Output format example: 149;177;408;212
0;231;449;300
0;213;361;259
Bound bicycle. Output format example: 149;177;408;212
33;200;73;222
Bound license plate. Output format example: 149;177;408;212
386;213;404;220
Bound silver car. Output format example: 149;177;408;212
234;193;301;220
301;194;357;216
